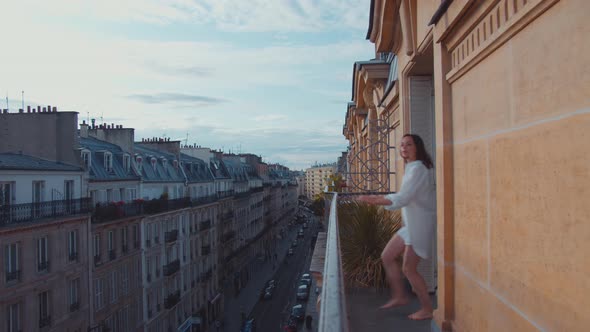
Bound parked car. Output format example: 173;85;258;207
300;274;312;286
291;304;306;321
297;231;304;238
291;240;298;247
287;248;294;256
296;285;309;301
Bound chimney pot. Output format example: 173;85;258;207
27;105;31;112
52;106;57;112
37;106;41;112
47;105;51;112
82;120;86;125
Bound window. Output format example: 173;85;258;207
94;234;101;259
94;278;104;310
69;278;80;310
127;188;137;201
108;231;114;251
64;180;74;201
37;237;49;272
120;188;126;202
106;189;113;202
121;265;129;295
4;243;19;282
121;227;128;251
6;302;20;332
123;154;131;173
81;150;91;168
104;152;113;172
39;291;50;326
0;181;15;206
68;230;78;261
110;271;117;303
32;181;45;203
133;224;139;248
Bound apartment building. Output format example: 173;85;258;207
0;109;90;332
304;164;336;199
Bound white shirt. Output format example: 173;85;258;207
384;160;436;258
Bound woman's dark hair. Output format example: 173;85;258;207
403;134;433;169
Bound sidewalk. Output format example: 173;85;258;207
223;227;295;332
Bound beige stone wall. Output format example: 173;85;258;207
0;217;90;332
446;0;590;330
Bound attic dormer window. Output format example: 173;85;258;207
81;150;91;168
123;154;131;173
135;155;143;172
161;158;167;168
104;152;113;172
173;160;179;169
151;157;157;170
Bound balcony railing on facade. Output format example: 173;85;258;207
222;230;236;242
5;269;21;283
199;219;212;232
165;229;179;243
220;210;234;223
233;190;251;199
164;290;181;309
0;198;91;227
250;186;264;193
201;245;211;256
217;190;235;199
163;259;180;276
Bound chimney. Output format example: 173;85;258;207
37;106;41;113
80;120;89;138
27;105;31;113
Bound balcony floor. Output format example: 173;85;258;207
347;287;437;332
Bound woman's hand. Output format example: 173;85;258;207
356;195;391;206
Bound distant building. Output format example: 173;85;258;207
304;164;336;199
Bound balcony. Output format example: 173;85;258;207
91;200;142;223
165;229;178;243
313;193;435;332
38;260;50;272
70;301;80;312
0;198;91;227
5;269;20;283
233;190;251;199
250;186;264;193
164;290;181;309
222;231;235;241
201;245;211;256
163;259;180;276
144;197;192;215
217;190;235;199
191;195;217;207
199;219;212;232
39;315;51;328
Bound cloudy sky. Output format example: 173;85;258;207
0;0;374;170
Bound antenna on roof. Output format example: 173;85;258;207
5;93;8;111
21;91;24;110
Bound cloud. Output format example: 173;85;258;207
126;93;228;107
147;62;214;78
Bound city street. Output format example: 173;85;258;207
249;214;317;332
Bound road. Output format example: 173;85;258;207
249;213;318;331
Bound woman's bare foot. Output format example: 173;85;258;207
379;297;410;309
408;309;433;320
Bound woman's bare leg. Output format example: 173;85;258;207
402;246;433;320
380;235;409;308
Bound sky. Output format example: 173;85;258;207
0;0;375;170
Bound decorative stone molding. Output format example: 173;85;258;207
446;0;560;83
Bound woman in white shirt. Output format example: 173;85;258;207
358;134;435;320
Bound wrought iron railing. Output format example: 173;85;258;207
163;259;180;276
191;195;217;206
5;270;20;283
165;229;179;243
233;190;251;199
0;198;91;227
199;219;212;231
164;290;181;309
217;190;235;199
